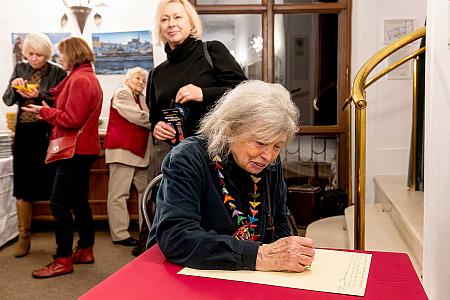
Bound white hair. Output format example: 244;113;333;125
198;80;300;159
22;32;53;60
124;67;149;85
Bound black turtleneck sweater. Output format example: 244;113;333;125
146;37;247;137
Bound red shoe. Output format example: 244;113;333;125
72;246;95;264
32;257;73;279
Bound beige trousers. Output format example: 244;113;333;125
107;163;148;241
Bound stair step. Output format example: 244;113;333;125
374;175;423;269
345;204;421;276
305;215;347;249
305;175;423;278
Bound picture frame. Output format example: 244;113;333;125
448;0;450;48
92;31;153;75
383;19;416;44
11;32;70;67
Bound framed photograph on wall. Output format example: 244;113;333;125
92;31;153;75
383;19;416;44
448;0;450;48
11;32;70;67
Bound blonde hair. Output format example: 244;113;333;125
198;80;300;159
124;67;149;85
58;37;94;70
22;32;53;60
154;0;203;45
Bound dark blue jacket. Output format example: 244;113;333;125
148;136;292;270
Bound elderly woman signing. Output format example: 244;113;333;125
148;80;314;272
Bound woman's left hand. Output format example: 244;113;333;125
21;101;49;119
175;84;203;104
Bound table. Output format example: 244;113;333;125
0;157;17;248
80;245;427;300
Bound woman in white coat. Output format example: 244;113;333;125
104;67;151;246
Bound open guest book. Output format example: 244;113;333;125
178;249;372;297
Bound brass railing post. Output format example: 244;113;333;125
354;105;366;250
410;58;419;191
347;27;425;251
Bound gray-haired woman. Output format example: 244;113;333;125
148;80;315;272
104;67;151;247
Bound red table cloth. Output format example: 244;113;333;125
80;245;427;300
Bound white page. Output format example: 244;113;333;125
178;249;372;297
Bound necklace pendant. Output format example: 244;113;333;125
251;175;261;184
249;200;261;208
232;209;243;217
223;194;234;204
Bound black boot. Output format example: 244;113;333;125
131;221;149;257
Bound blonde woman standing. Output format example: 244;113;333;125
135;0;247;256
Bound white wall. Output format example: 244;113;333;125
351;0;427;202
353;1;450;296
0;0;163;131
423;0;450;298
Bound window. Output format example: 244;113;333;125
199;14;262;80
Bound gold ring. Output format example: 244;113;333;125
304;264;311;269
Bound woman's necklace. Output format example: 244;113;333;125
213;155;261;241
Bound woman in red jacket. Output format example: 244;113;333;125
23;37;103;279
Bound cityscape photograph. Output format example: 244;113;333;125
92;30;153;75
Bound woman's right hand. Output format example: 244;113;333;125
11;78;39;99
11;77;26;88
255;236;315;272
153;121;176;141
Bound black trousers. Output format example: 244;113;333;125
50;154;97;257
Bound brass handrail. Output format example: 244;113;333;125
346;27;426;250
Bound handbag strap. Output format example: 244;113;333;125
77;98;102;135
264;171;299;241
264;175;276;242
202;41;214;70
146;69;154;109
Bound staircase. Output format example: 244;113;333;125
305;175;423;277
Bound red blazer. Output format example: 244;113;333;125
40;64;103;155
